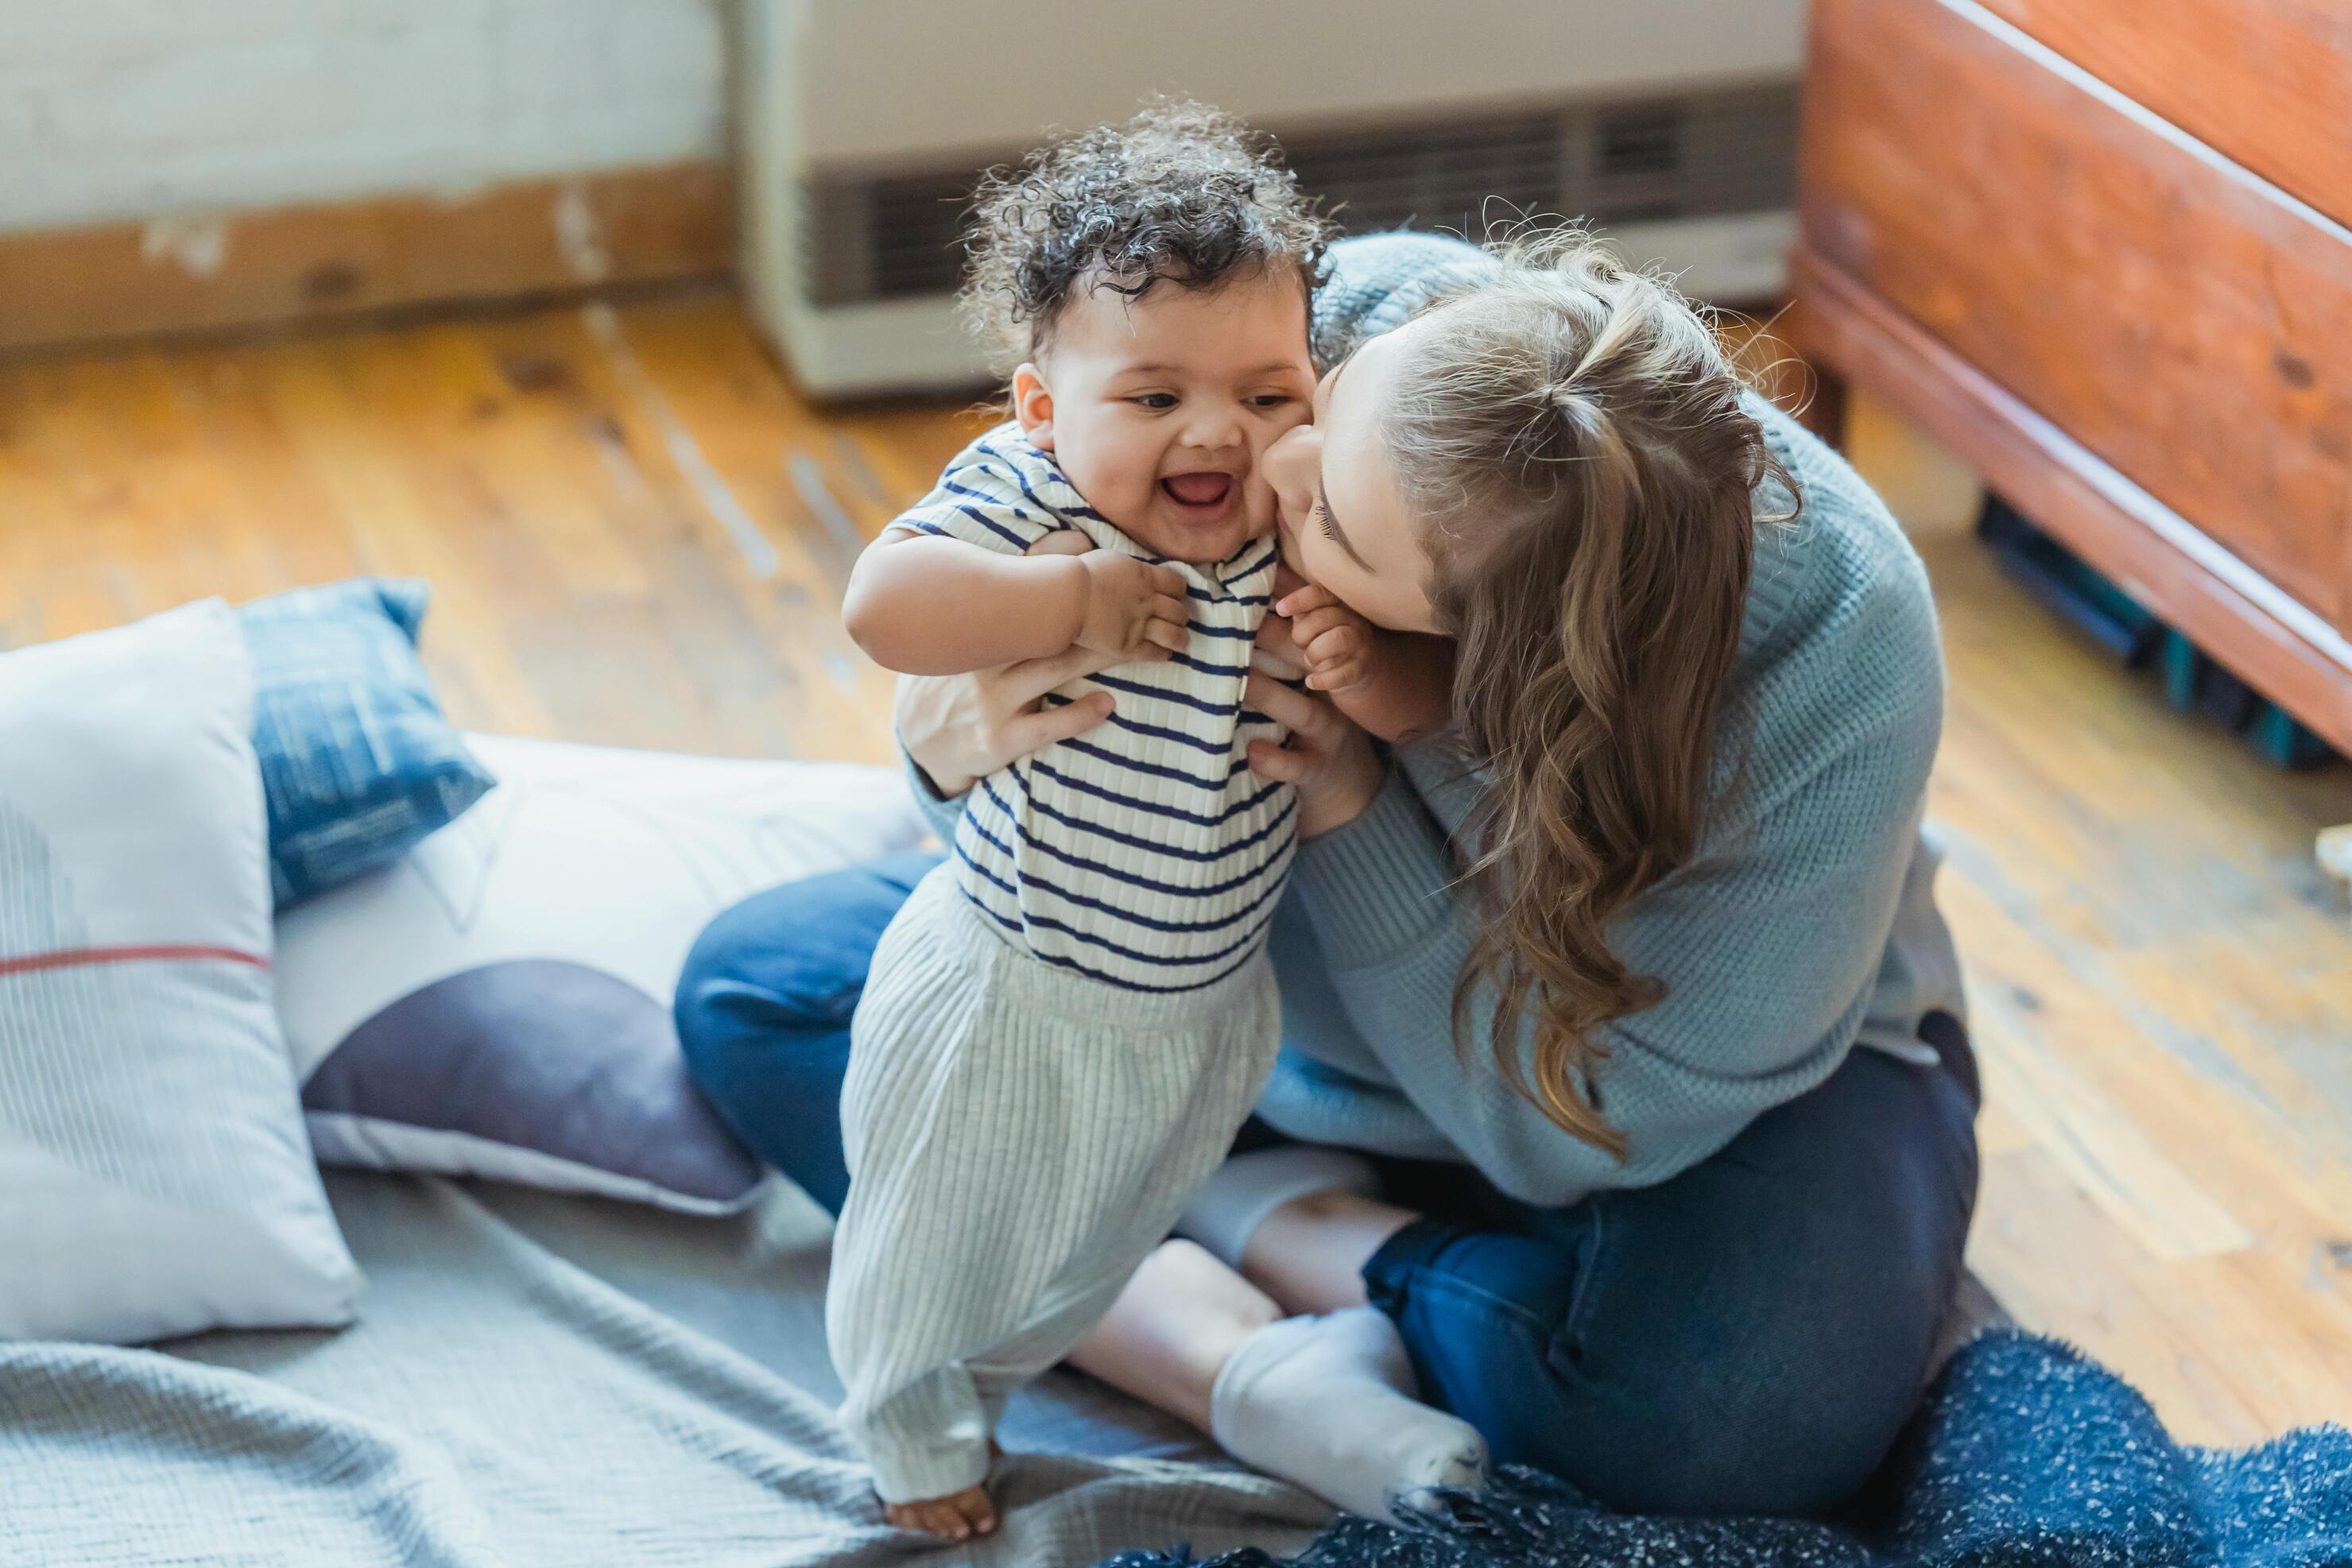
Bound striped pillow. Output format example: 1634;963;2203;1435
238;579;494;908
0;602;362;1343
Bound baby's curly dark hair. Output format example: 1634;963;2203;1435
959;101;1334;375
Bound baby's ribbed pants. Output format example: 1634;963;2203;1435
826;864;1281;1503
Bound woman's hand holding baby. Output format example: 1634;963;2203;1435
1248;565;1465;836
895;645;1126;799
1243;665;1385;839
894;533;1185;799
1250;582;1382;837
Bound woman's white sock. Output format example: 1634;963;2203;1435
1172;1146;1381;1269
1209;1307;1488;1523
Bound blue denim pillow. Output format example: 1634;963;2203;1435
238;579;494;908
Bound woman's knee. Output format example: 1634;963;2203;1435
1374;1296;1832;1513
1372;1175;1948;1511
1530;1259;1949;1510
674;851;939;1213
1520;1229;1936;1511
1544;1054;1974;1512
673;850;938;1075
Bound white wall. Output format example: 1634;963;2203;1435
0;1;730;234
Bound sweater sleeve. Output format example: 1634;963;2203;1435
898;739;967;845
1289;712;1933;1206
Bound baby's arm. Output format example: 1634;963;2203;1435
845;529;1191;676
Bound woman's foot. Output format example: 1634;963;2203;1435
1210;1307;1487;1523
883;1482;997;1540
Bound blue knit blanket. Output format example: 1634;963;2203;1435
1098;1331;2352;1568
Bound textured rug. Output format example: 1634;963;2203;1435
1097;1330;2352;1568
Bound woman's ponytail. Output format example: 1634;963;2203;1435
1384;231;1797;1158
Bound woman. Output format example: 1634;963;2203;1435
675;231;1978;1518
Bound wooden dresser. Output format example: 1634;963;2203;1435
1790;0;2352;753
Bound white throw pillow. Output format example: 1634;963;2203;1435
275;735;929;1210
0;602;362;1343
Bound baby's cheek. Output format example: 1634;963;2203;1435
1115;444;1169;509
1071;443;1161;532
1253;408;1314;461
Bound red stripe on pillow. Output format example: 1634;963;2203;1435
0;944;272;979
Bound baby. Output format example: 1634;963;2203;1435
829;105;1374;1538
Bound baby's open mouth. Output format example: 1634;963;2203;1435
1161;472;1234;508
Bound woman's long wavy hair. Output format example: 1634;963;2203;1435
1388;232;1798;1158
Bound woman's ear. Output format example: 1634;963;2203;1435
1012;364;1056;451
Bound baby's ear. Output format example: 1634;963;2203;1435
1011;364;1055;451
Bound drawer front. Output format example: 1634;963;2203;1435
1975;0;2352;226
1801;0;2352;628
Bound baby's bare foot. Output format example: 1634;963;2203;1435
883;1482;998;1540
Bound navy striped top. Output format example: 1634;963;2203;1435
891;426;1295;992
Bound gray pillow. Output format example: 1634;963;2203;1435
301;962;763;1210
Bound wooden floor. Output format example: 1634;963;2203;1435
4;287;2348;1446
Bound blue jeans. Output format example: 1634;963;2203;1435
676;851;1981;1517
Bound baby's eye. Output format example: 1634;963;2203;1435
1315;502;1340;541
1248;393;1292;408
1130;393;1179;410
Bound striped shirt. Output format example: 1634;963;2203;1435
891;425;1296;993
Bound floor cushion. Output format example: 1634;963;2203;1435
0;601;363;1342
274;735;929;1212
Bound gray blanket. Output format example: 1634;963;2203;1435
2;1172;1328;1565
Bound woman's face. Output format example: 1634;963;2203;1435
1262;316;1444;635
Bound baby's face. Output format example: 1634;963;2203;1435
1014;269;1317;565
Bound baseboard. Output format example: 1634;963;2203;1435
0;160;734;354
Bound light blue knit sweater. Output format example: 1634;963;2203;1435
911;231;1964;1207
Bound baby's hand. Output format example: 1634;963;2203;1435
1275;581;1379;693
1075;552;1191;662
